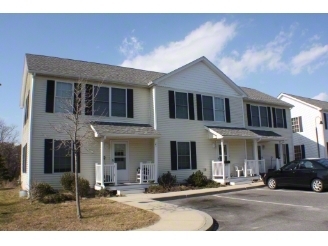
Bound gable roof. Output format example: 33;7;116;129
281;93;328;111
151;56;247;97
25;54;165;86
241;87;293;107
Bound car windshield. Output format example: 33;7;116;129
317;159;328;167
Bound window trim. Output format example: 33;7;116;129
111;87;127;118
93;86;110;117
174;91;189;120
275;108;285;128
176;141;192;170
249;104;269;128
54;81;74;113
291;117;300;133
201;94;226;122
53;140;73;173
294;145;303;161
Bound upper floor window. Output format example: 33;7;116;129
275;108;284;128
175;92;188;119
291;116;302;133
324;113;328;130
24;93;29;125
202;95;225;122
111;88;127;117
94;86;109;116
168;90;194;120
54;82;73;113
249;105;269;127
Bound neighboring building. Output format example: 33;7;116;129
20;54;294;192
278;93;328;159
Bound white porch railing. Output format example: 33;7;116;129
138;162;156;183
95;163;117;186
258;159;266;174
211;161;230;183
244;159;265;176
276;158;283;170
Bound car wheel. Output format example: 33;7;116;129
267;178;277;189
311;179;324;192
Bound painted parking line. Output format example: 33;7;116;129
255;188;325;194
213;195;314;208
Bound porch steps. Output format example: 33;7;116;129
227;176;261;186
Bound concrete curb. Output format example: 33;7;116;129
154;184;266;201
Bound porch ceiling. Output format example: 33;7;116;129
90;122;160;138
205;126;285;141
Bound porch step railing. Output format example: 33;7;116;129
244;159;265;176
138;162;156;183
258;159;266;173
211;161;230;180
95;163;117;186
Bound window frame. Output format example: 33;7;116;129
291;117;300;133
53;140;73;173
54;81;74;113
294;145;303;160
175;91;189;119
93;86;110;117
201;94;226;122
275;108;285;128
250;104;269;127
218;144;229;162
111;87;127;118
176;141;192;170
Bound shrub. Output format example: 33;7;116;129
60;173;90;197
146;184;167;193
42;193;74;204
95;187;116;197
30;182;56;201
157;171;176;189
185;170;208;187
205;180;220;188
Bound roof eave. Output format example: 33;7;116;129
278;93;322;111
20;59;28;109
243;98;294;108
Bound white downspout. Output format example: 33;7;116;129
27;73;35;197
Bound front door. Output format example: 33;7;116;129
111;141;129;183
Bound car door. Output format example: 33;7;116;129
276;161;299;186
293;161;316;187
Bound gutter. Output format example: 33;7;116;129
27;73;35;197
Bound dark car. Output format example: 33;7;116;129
263;158;328;192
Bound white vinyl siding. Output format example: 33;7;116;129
54;82;73;113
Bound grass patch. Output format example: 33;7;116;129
0;187;159;231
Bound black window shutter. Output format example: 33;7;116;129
196;94;203;121
73;140;81;173
190;142;197;169
299;116;303;132
267;107;272;127
283;109;287;129
286;144;290;163
272;108;277;128
246;104;252;126
85;84;93;115
46;80;55;113
188;93;195;120
168;91;175;119
73;83;82;115
324;113;327;129
275;144;280;158
44;139;53;174
301;145;306;159
225;98;231;123
170;141;177;170
127;89;134;118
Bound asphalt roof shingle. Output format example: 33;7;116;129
284;93;328;111
25;54;165;86
91;122;160;137
241;87;293;107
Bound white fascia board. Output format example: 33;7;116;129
278;93;321;111
20;60;28;108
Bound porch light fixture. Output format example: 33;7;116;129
315;116;323;158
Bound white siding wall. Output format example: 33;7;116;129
29;75;154;189
323;111;328;158
243;101;294;162
21;73;32;190
279;95;326;158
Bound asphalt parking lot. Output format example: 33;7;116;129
166;187;328;231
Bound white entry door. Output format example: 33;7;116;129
111;141;129;183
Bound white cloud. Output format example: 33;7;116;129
309;34;320;42
290;44;328;74
119;36;143;59
120;20;237;72
217;30;292;80
313;92;328;101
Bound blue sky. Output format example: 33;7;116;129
1;11;328;140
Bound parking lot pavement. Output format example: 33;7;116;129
166;187;328;231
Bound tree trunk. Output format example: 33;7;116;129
75;151;82;219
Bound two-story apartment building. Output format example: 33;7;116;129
20;54;294;192
278;93;328;159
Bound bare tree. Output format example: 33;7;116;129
50;80;102;219
0;119;19;145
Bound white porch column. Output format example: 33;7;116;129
221;139;225;182
100;138;104;188
253;139;259;176
154;138;158;183
279;141;284;168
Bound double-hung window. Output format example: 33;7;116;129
175;92;188;119
214;98;225;121
202;96;225;122
251;105;260;127
177;142;191;169
202;96;214;121
275;108;284;128
54;140;72;173
260;106;268;127
291;117;300;133
94;86;109;116
111;88;126;117
250;105;269;127
294;145;302;160
218;144;228;162
54;82;73;113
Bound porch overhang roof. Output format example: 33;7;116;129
205;126;285;141
90;122;161;138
